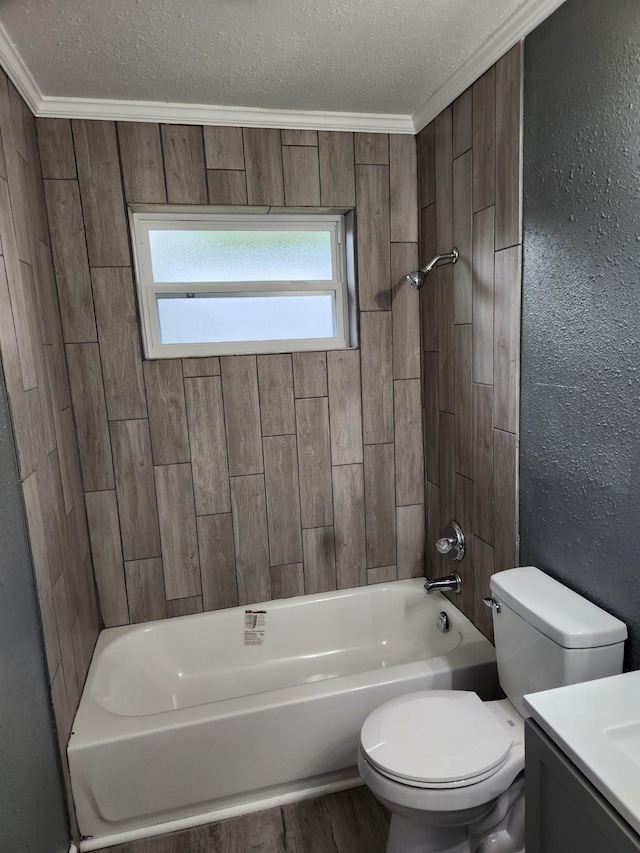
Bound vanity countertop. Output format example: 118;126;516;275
524;670;640;837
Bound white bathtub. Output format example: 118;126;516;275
69;579;497;849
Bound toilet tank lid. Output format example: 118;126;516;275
490;567;627;649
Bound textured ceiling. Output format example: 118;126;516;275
0;0;529;115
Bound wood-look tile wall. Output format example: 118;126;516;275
37;120;424;626
0;69;100;798
419;43;523;638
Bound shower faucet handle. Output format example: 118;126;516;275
436;537;454;554
435;520;465;562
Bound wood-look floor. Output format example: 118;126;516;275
95;786;389;853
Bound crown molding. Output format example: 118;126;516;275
36;96;415;134
0;16;415;133
411;0;567;132
0;0;566;135
0;19;41;113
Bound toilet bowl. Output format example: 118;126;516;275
358;692;525;853
358;567;627;853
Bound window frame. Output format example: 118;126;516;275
129;206;355;359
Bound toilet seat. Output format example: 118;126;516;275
360;691;514;789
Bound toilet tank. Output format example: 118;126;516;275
490;566;627;716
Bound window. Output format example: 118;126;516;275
129;207;354;358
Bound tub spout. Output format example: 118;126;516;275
424;573;462;595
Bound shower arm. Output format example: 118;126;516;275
423;248;459;275
405;247;459;290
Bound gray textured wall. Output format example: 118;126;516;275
0;362;70;851
521;0;640;668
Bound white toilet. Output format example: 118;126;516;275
358;566;627;853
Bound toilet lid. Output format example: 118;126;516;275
360;691;513;785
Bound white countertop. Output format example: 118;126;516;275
524;671;640;837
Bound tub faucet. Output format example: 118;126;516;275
424;572;462;595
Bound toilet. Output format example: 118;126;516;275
358;566;627;853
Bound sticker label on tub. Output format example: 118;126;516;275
244;610;267;645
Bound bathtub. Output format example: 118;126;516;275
69;579;497;849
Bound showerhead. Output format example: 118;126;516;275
405;247;459;290
406;269;426;289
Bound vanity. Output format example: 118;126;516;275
524;671;640;852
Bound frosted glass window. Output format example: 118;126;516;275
157;293;335;344
149;230;333;282
129;208;352;357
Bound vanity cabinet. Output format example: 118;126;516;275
525;720;640;853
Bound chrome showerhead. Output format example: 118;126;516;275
405;247;459;290
406;269;426;289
